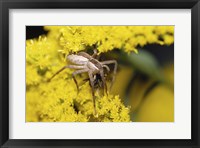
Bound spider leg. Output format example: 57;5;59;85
100;70;108;96
88;71;97;116
100;60;117;90
103;65;110;72
72;69;89;93
77;52;91;59
78;49;99;60
48;65;85;82
92;49;101;61
92;49;98;58
79;78;89;85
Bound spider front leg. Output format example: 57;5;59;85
72;69;89;93
48;65;86;82
92;49;98;58
100;60;118;90
48;65;88;93
88;71;97;116
99;70;108;96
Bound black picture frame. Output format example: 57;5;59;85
0;0;199;148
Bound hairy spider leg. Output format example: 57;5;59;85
100;60;118;90
72;69;89;93
92;49;98;58
88;71;97;116
77;52;91;59
48;65;85;82
103;65;110;72
99;70;108;96
78;49;99;59
48;65;88;93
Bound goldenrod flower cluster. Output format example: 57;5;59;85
45;26;174;54
26;26;174;122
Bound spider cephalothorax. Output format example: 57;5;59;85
49;49;117;115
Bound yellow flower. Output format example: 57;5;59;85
44;26;174;54
135;85;174;122
26;26;174;122
26;36;131;121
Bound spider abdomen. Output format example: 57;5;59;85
67;54;88;65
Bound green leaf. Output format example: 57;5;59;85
119;49;163;81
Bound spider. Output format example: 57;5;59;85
49;49;117;115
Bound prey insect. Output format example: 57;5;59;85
48;49;117;115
